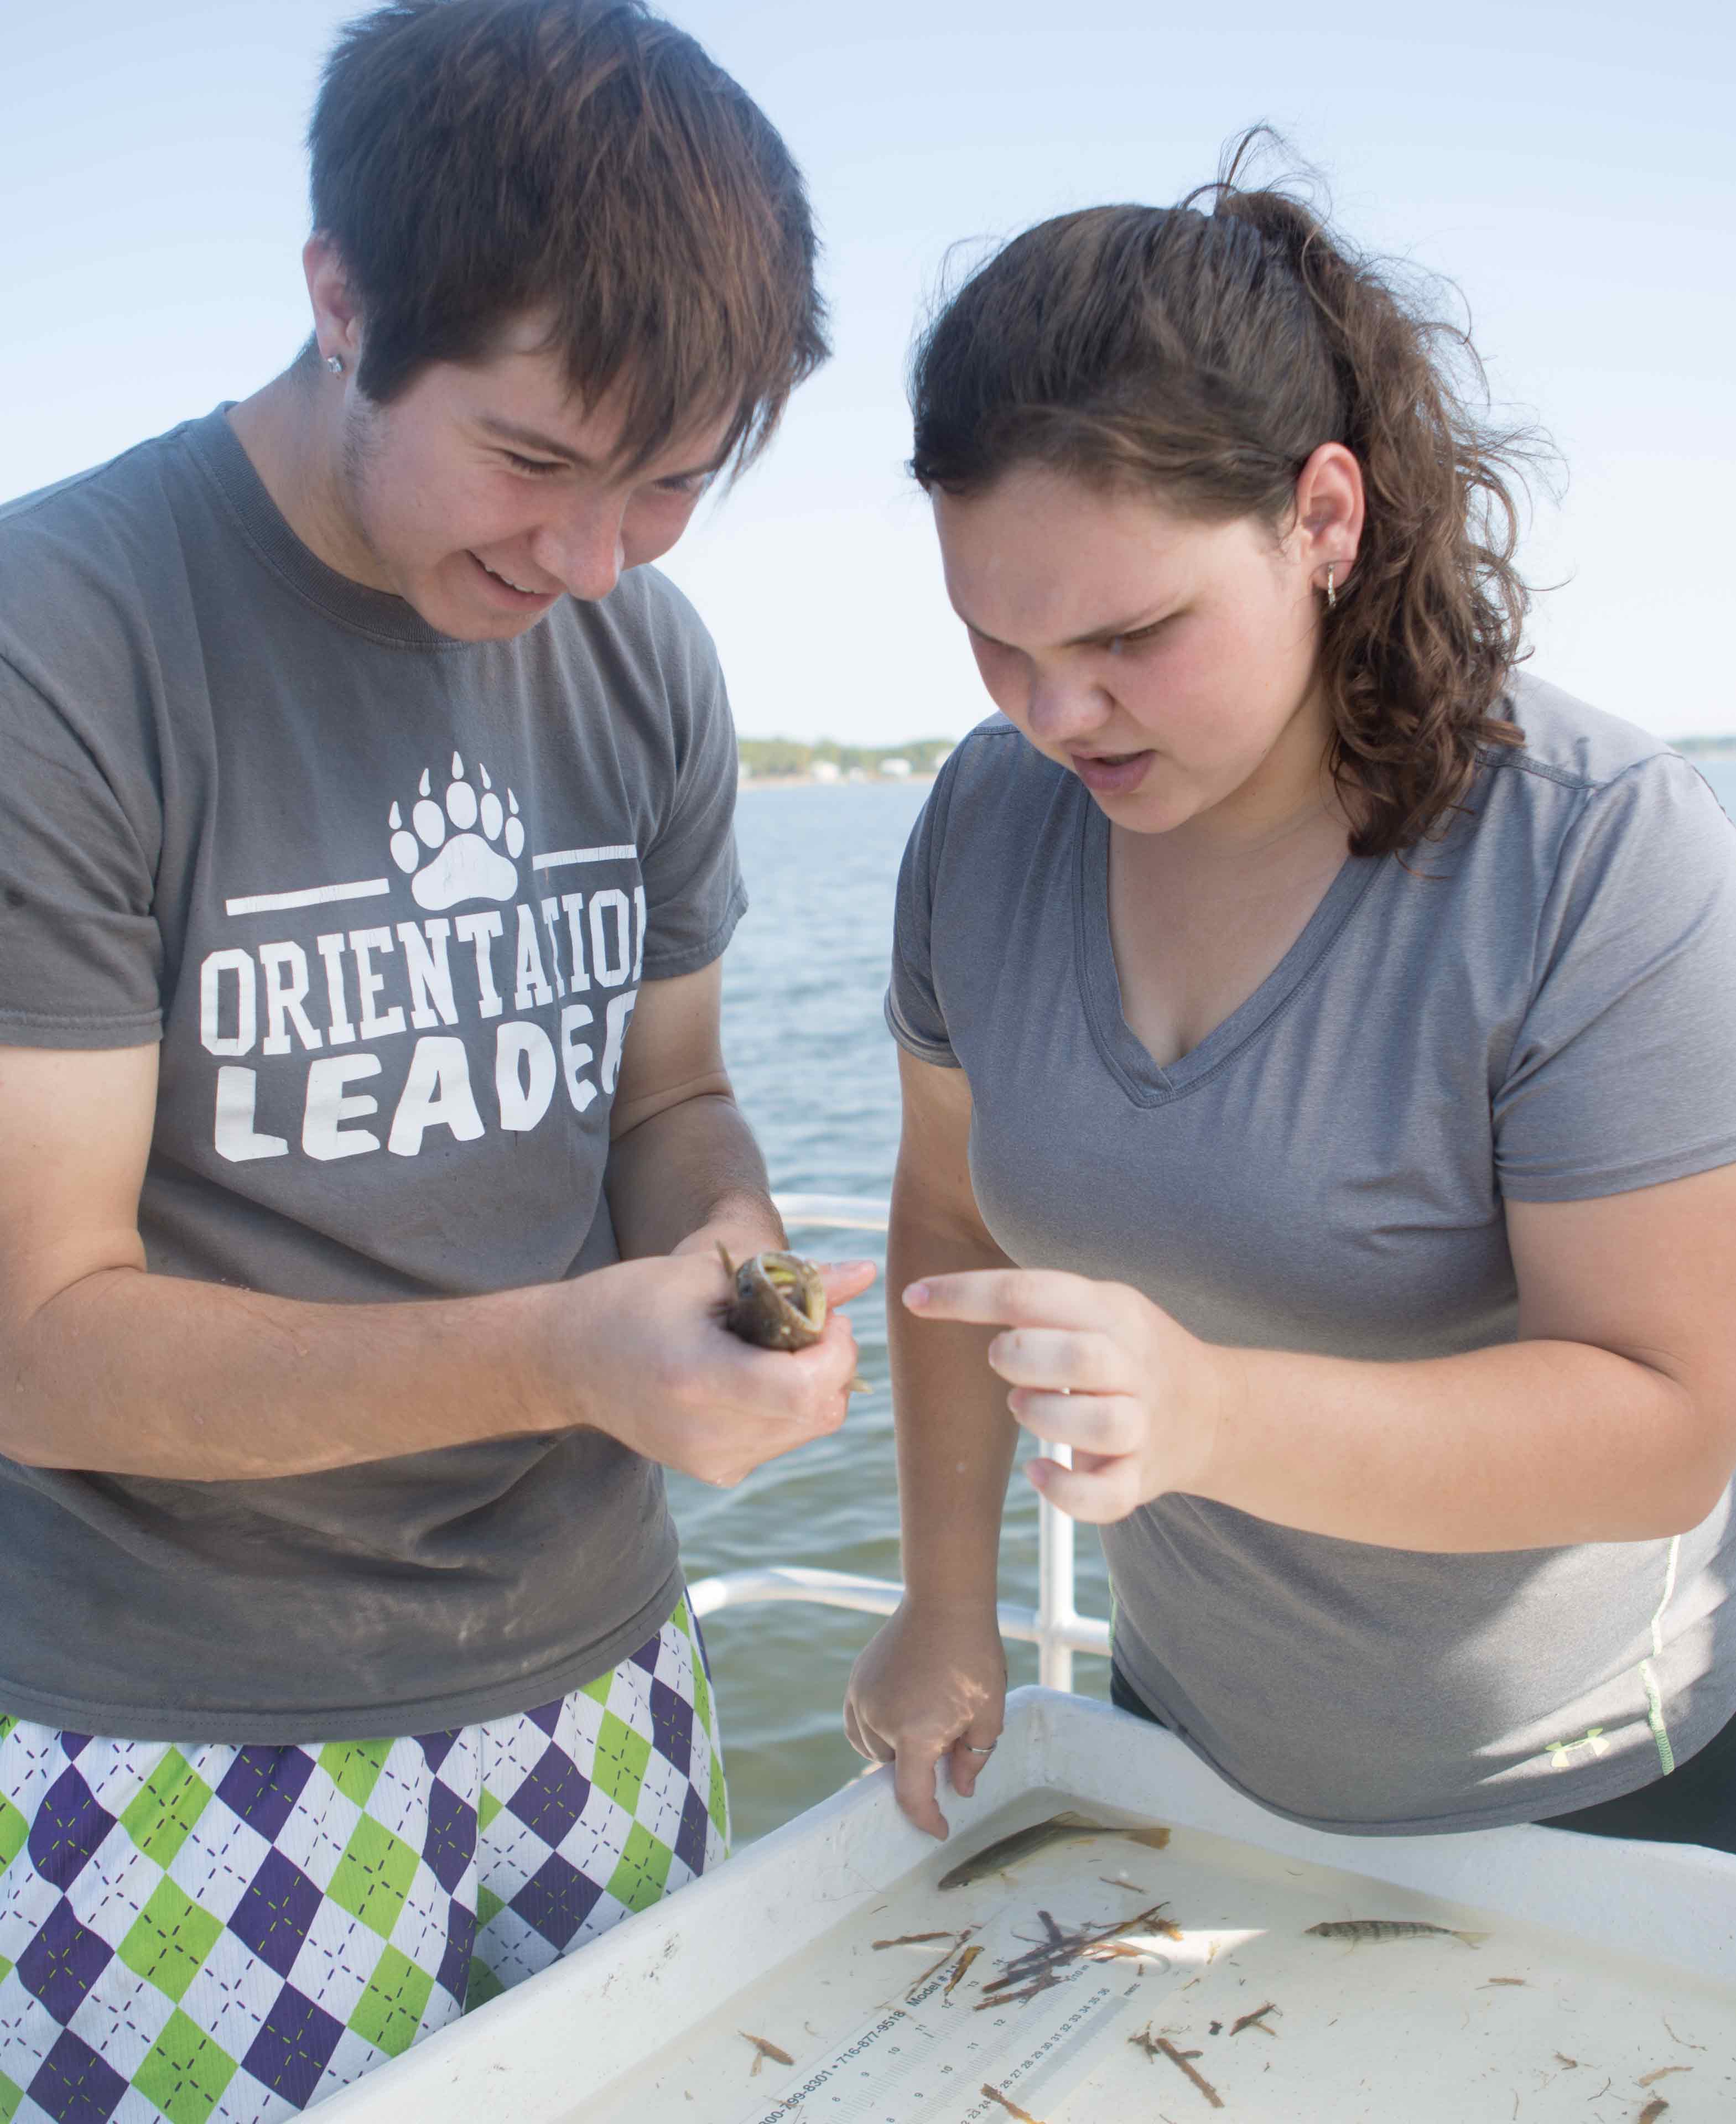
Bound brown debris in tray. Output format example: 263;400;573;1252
980;2085;1047;2123
906;1928;977;2000
980;1902;1177;2002
945;1944;985;1997
1230;2001;1279;2037
1141;2028;1225;2110
739;2031;793;2076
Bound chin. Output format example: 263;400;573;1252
408;586;540;644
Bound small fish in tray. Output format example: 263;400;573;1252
1307;1917;1488;1948
718;1247;869;1389
938;1809;1170;1891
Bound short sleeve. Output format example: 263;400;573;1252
0;652;163;1048
885;752;963;1068
1494;755;1736;1200
635;602;748;982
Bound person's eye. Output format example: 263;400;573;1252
1108;617;1174;654
654;472;710;498
503;452;566;477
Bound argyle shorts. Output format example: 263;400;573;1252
0;1594;726;2122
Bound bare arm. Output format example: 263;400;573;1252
1202;1170;1736;1547
0;991;865;1483
909;1162;1736;1549
604;959;784;1263
883;1053;1017;1603
844;1051;1016;1835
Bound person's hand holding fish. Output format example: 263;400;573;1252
902;1268;1228;1524
545;1247;875;1490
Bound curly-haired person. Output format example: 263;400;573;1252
847;147;1736;1861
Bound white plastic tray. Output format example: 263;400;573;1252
317;1688;1736;2122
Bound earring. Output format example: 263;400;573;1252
1324;562;1337;611
325;353;344;376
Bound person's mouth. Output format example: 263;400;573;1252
1066;746;1156;796
469;553;560;607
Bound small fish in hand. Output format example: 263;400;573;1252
1307;1918;1487;1948
717;1247;868;1389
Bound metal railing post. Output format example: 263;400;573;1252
1035;1443;1076;1693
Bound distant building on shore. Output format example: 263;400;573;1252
736;735;957;785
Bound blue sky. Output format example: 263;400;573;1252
4;1;1730;740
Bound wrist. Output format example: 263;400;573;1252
1188;1336;1248;1506
672;1193;784;1263
514;1269;609;1440
898;1569;1002;1627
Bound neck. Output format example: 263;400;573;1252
1171;685;1352;868
226;361;394;592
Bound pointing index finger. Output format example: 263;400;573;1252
903;1268;1103;1331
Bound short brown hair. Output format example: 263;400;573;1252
911;137;1547;856
309;0;828;471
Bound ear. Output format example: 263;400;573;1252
1291;442;1364;592
303;235;364;375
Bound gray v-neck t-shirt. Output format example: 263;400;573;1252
0;411;745;1741
888;675;1736;1833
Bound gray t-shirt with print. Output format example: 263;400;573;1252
0;410;745;1742
888;676;1736;1834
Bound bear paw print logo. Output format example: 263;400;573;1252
389;754;524;912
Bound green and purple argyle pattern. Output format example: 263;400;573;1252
0;1595;725;2122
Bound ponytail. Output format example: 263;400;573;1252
909;133;1546;855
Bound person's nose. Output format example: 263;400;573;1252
1024;667;1111;748
528;494;627;602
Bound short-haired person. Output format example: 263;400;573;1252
845;159;1736;1855
0;2;869;2112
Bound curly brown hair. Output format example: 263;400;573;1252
909;136;1548;855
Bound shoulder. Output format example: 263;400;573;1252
0;419;207;574
1454;674;1735;976
1466;671;1724;858
547;564;727;748
928;714;1063;829
1482;671;1701;806
568;562;720;678
0;419;218;702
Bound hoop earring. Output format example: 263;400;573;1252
325;354;344;377
1324;563;1337;612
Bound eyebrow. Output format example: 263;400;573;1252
475;414;727;483
960;604;1173;652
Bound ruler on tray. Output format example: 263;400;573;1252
726;1953;1149;2124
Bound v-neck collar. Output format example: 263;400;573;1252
1073;783;1385;1105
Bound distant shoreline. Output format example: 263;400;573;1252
739;771;939;790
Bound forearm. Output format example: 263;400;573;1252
605;1090;782;1260
3;1266;572;1481
1208;1336;1727;1550
888;1189;1018;1610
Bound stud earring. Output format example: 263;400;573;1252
1324;563;1337;611
325;354;344;377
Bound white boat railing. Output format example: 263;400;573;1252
686;1192;1111;1691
